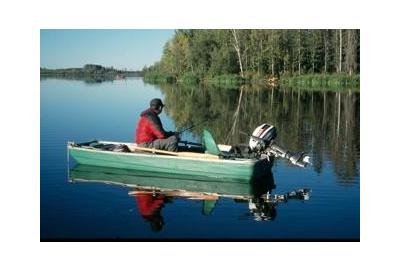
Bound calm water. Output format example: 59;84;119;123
40;77;360;240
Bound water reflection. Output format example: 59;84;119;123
70;165;310;232
159;84;359;182
132;191;166;232
40;74;121;84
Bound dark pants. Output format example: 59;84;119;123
138;135;179;152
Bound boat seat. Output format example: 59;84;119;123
203;130;221;155
202;130;233;158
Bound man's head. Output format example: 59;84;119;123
150;98;164;114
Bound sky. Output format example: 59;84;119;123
40;29;175;71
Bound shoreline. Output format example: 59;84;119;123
40;72;360;91
143;73;360;91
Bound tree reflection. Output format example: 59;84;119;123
159;84;360;182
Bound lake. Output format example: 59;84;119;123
40;77;360;240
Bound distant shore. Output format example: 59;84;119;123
40;64;143;78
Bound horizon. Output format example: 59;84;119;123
40;29;175;70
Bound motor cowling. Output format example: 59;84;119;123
249;123;277;152
247;123;311;168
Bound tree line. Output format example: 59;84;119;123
143;29;360;83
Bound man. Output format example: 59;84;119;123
135;98;179;152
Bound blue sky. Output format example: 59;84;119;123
40;29;175;70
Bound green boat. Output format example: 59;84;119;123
67;130;274;183
68;126;311;182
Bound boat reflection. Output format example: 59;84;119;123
69;165;310;231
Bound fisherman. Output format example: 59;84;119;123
135;98;179;152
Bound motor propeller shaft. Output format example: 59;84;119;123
269;143;311;168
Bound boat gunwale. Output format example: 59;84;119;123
67;141;259;165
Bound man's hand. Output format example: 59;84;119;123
166;131;180;140
173;131;181;141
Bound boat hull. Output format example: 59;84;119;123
70;165;275;197
68;143;272;182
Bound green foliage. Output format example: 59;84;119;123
143;72;176;84
204;74;247;87
280;73;360;90
143;29;360;88
180;72;200;84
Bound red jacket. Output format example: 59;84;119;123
135;108;167;144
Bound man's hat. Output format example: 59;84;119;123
150;98;164;109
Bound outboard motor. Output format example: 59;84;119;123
249;123;277;151
248;123;311;168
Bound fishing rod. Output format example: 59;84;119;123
177;119;210;134
175;119;212;147
179;141;203;147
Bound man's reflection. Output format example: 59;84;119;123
132;191;166;232
130;169;280;231
131;189;219;232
